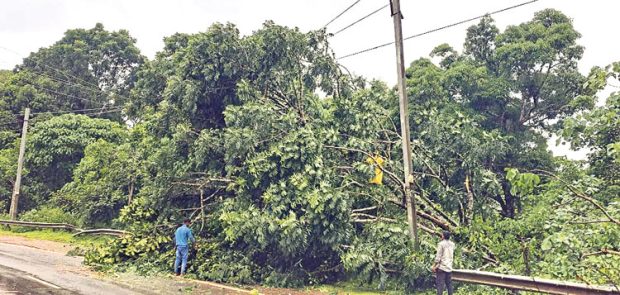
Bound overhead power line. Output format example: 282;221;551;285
0;45;132;104
70;108;124;118
25;65;128;104
15;108;124;127
323;0;362;28
32;84;108;106
38;62;103;92
337;0;540;60
5;106;122;118
2;106;120;119
89;108;123;116
27;68;105;95
332;4;389;36
0;61;110;107
31;106;122;116
0;45;101;91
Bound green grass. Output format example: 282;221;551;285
314;283;402;295
315;285;445;295
0;227;111;248
316;287;385;295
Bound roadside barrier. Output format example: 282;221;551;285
0;220;128;237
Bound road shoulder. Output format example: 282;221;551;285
0;234;76;254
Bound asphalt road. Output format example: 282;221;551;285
0;242;138;295
0;263;75;294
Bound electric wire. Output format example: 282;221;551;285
0;46;132;104
337;0;540;60
0;46;131;119
29;82;109;106
0;46;102;91
323;0;363;28
332;4;389;36
30;106;122;116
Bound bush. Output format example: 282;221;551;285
20;206;79;225
0;200;8;215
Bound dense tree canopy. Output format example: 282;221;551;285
19;23;143;109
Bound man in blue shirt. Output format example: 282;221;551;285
174;218;195;276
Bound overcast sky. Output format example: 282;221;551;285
1;0;619;158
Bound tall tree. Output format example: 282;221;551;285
15;23;143;119
415;10;596;218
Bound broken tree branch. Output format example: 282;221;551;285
533;169;620;226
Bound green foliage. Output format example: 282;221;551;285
85;232;172;265
19;206;78;225
342;221;432;290
85;202;171;267
0;146;18;213
562;83;620;184
24;114;126;209
4;10;620;293
54;135;144;226
0;24;143;151
83;13;620;291
531;170;620;284
19;23;143;115
28;114;126;169
505;168;541;196
404;8;590;219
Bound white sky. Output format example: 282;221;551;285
1;0;619;159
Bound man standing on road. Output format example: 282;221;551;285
432;230;455;295
174;218;195;276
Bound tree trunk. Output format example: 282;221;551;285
199;188;206;232
522;239;531;276
464;173;475;225
501;182;516;218
128;178;135;205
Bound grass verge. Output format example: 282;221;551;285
315;282;404;295
0;227;110;248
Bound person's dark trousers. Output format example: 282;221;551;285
436;269;453;295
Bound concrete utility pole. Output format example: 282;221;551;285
389;0;419;248
9;107;30;220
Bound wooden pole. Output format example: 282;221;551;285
389;0;419;249
9;107;30;220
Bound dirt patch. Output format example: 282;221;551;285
0;235;75;254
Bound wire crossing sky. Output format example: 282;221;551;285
337;0;539;59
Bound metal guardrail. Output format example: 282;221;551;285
0;220;76;230
0;220;127;237
452;269;620;295
73;228;128;237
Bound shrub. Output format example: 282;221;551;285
20;206;79;225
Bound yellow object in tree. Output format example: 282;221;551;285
366;155;385;185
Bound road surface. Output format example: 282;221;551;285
0;263;75;294
0;238;306;294
0;242;138;294
0;239;258;295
